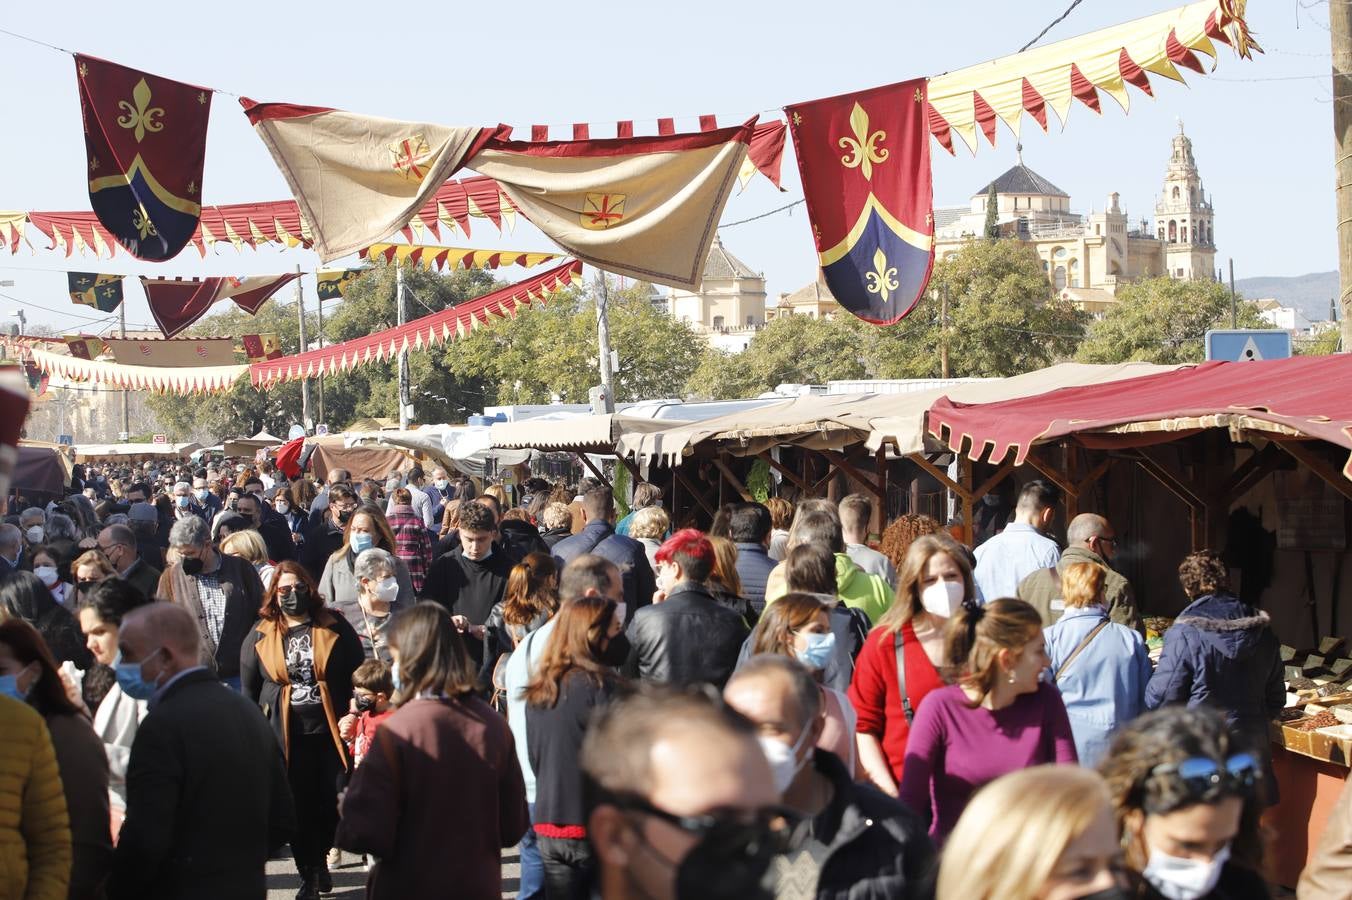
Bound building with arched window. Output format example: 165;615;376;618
667;233;767;351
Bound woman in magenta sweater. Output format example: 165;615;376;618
848;535;972;796
898;597;1077;844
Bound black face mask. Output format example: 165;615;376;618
601;632;631;668
77;580;99;595
1074;887;1129;900
337;508;353;525
278;585;310;617
181;556;204;576
636;816;778;900
354;693;376;713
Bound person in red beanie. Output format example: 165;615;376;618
622;528;750;690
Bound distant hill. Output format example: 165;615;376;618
1234;271;1338;323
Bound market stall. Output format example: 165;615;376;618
73;442;202;463
222;430;285;458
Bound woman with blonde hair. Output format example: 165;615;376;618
938;765;1124;900
848;534;971;797
1045;561;1151;767
220;528;276;591
71;549;117;608
765;497;794;561
899;597;1076;843
628;505;669;570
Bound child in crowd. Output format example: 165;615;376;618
339;659;395;769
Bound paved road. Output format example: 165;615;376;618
265;849;521;899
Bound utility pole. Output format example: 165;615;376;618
396;264;411;428
594;269;616;413
1334;0;1352;349
940;284;950;379
316;295;325;426
1229;258;1237;329
119;302;129;441
296;265;311;431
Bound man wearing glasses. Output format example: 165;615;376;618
582;685;787;900
1018;513;1141;632
300;484;358;583
97;523;161;601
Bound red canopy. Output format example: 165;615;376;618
927;356;1352;476
249;259;581;388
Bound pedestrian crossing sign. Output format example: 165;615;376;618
1204;329;1291;362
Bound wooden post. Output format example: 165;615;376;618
1335;0;1352;348
959;456;975;547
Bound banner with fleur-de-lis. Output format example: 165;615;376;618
786;78;933;325
75;54;211;262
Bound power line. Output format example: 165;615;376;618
1019;0;1088;53
721;199;806;228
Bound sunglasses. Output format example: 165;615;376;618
1149;752;1261;802
612;793;796;858
276;585;310;598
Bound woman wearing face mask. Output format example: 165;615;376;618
1099;707;1268;900
276;484;308;548
0;619;112;900
524;594;627;899
334;602;528;899
75;578;150;832
898;597;1076;845
938;765;1127;900
241;561;364;900
748;591;858;775
31;545;76;613
848;535;972;797
351;548;401;663
71;549;117;610
318;503;414;647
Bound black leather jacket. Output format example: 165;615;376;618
624;582;749;690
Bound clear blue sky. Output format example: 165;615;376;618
0;0;1336;336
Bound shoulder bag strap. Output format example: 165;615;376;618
1053;619;1111;682
893;631;914;726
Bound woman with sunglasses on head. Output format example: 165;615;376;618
241;560;364;900
1099;706;1268;900
898;597;1077;845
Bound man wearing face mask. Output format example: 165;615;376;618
20;507;46;563
97;524;161;601
236;494;296;565
301;485;357;583
169;482;207;524
110;602;295;899
307;469;352;531
1019;513;1141;631
424;466;456;524
153;516;263;690
725;657;936;900
582;685;788;900
191;477;222;519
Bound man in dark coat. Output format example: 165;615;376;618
625;530;749;690
729;502;778;614
552;486;656;623
236;493;296;564
725;657;936;899
110;602;294;900
421;501;513;668
97;524;161;601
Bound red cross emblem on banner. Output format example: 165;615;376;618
582;193;626;230
391;135;432;182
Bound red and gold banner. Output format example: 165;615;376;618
241;333;282;361
76;55;211;261
359;243;559;272
251;259;581;387
787;79;933;325
141;273;301;338
64;336;108;361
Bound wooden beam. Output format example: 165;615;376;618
1024;450;1079;499
712;457;754;502
908;453;969;499
819;448;883;499
614;453;642;484
874;446;889;536
1216;444;1282;505
673;468;717;517
576;452;612;488
958;456;975;546
758;451;812;495
1275;440;1352;504
1131;450;1205;511
972;461;1017;501
1075;456;1112;499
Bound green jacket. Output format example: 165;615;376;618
765;553;893;627
1017;545;1141;632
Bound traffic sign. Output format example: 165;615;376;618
1204;329;1292;362
56;435;73;446
152;434;168;445
315;424;329;436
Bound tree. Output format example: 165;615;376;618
684;313;874;399
869;239;1086;379
983;183;999;240
1076;276;1267;364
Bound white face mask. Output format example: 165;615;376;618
1142;842;1230;900
275;502;290;515
34;566;58;587
614;602;627;625
920;579;964;618
757;723;814;794
24;526;42;545
374;577;400;604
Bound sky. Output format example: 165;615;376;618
0;0;1338;337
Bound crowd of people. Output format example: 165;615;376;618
0;461;1344;899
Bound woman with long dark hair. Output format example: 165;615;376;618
524;595;625;898
0;570;93;670
482;552;559;694
335;602;528;899
0;619;111;899
241;560;364;899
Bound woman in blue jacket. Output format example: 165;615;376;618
1045;561;1151;766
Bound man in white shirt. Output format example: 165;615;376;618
839;493;897;589
973;479;1061;602
386;465;435;529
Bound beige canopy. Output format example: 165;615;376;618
491;414;687;455
74;442;202;461
222;431;285;458
618;362;1186;464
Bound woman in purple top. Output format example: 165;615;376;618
898;597;1077;844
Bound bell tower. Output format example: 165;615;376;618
1154;122;1216;280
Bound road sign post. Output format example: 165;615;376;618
1204;329;1292;362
